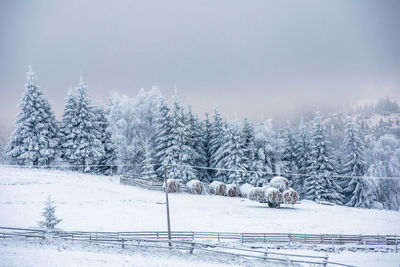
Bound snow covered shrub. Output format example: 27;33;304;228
249;187;266;203
163;179;181;193
239;183;254;198
270;176;289;192
283;188;299;205
226;184;240;197
264;187;283;208
209;181;226;196
38;195;62;231
186;180;204;195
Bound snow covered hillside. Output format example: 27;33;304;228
1;167;399;234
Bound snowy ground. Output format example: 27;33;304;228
1;238;399;267
0;167;399;234
0;238;275;267
1;166;400;266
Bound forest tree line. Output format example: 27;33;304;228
5;67;400;211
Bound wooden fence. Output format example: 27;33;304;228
120;176;186;191
0;226;359;267
1;226;398;247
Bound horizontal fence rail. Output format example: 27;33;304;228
0;226;360;267
120;176;186;191
0;226;398;247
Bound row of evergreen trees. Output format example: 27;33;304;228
7;67;399;210
7;67;116;174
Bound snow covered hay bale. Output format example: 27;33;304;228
248;187;266;203
209;181;226;196
186;180;204;195
270;176;289;192
264;187;283;208
163;179;181;193
282;188;299;205
239;183;254;198
226;184;240;197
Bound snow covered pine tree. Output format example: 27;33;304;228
7;66;59;166
39;195;62;231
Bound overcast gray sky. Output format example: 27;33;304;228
1;0;399;128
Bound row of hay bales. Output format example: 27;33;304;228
248;176;299;208
163;176;299;208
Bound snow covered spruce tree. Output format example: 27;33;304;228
208;109;226;181
59;89;78;165
62;76;104;171
214;122;248;184
304;113;343;204
293;119;311;195
282;126;298;186
140;139;158;180
241;118;255;183
154;99;171;178
186;106;208;182
39;195;62;231
341;118;372;207
7;66;59;166
202;113;213;182
159;97;198;181
93;106;117;175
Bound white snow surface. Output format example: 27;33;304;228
0;167;400;234
0;239;258;267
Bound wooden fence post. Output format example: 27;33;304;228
190;242;195;254
122;238;125;249
240;233;243;244
322;254;329;267
217;232;220;243
288;234;291;245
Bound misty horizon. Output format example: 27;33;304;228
1;0;399;129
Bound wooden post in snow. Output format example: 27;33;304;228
164;165;172;247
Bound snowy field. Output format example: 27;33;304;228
0;167;399;234
1;166;400;266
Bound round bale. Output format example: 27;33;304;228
264;187;283;208
270;176;289;192
186;180;204;195
163;179;181;193
209;181;226;196
226;184;240;197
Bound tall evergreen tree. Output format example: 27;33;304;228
154;99;171;178
304;113;343;203
214;123;248;184
202;113;213;182
140;139;158;180
7;66;59;166
294;119;312;194
94;106;117;175
162;97;198;181
208;109;226;180
68;75;104;171
186;106;208;181
59;89;78;165
241;118;255;183
282;126;298;186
